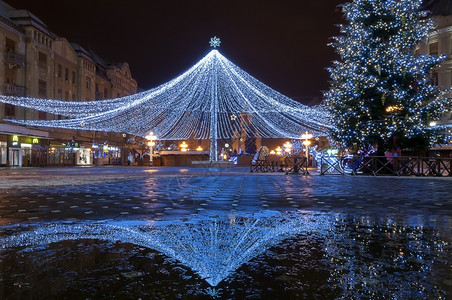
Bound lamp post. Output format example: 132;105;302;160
145;131;157;166
180;141;188;152
301;131;313;173
283;141;292;156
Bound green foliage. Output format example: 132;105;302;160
325;0;450;152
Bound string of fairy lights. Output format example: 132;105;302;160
325;0;450;149
0;49;332;143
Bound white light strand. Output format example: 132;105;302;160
325;0;451;149
1;50;332;141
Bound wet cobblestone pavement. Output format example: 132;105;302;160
1;166;451;223
0;166;451;299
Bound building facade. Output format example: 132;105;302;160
418;1;452;128
0;0;138;167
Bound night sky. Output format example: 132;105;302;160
6;0;345;105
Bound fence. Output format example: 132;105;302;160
319;155;452;176
250;155;308;175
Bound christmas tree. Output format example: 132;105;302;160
325;0;450;154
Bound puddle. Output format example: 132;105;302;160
1;210;450;299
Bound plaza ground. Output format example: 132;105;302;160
0;166;451;299
0;166;451;225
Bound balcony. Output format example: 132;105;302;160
5;51;25;68
4;83;25;96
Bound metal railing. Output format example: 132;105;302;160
319;155;452;177
5;51;25;67
4;83;25;96
250;155;308;175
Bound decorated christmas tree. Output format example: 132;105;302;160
325;0;450;154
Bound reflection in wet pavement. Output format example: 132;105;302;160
0;167;451;298
1;211;451;299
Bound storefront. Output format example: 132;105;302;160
48;144;73;166
75;145;92;166
92;144;122;165
0;140;7;166
0;124;51;167
8;135;21;166
48;141;93;166
0;135;49;167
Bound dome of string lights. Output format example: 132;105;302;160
0;39;332;160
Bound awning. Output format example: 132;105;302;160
0;123;51;139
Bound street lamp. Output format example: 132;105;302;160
145;131;157;165
283;141;292;155
301;131;313;171
180;141;188;152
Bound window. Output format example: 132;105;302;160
57;89;62;100
5;38;15;52
104;88;108;99
38;52;47;69
58;64;62;78
85;76;91;89
429;42;438;56
5;104;15;116
450;37;452;55
65;91;69;100
72;71;76;84
431;72;439;86
65;68;69;81
38;111;46;120
38;79;47;98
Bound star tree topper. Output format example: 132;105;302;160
209;36;221;48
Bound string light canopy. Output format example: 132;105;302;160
0;42;331;160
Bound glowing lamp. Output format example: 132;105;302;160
145;131;157;141
301;131;312;171
301;131;313;140
283;141;292;154
145;131;158;165
180;141;188;151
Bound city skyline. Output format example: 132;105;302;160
5;0;345;104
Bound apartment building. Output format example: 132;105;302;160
419;1;452;128
0;1;138;167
